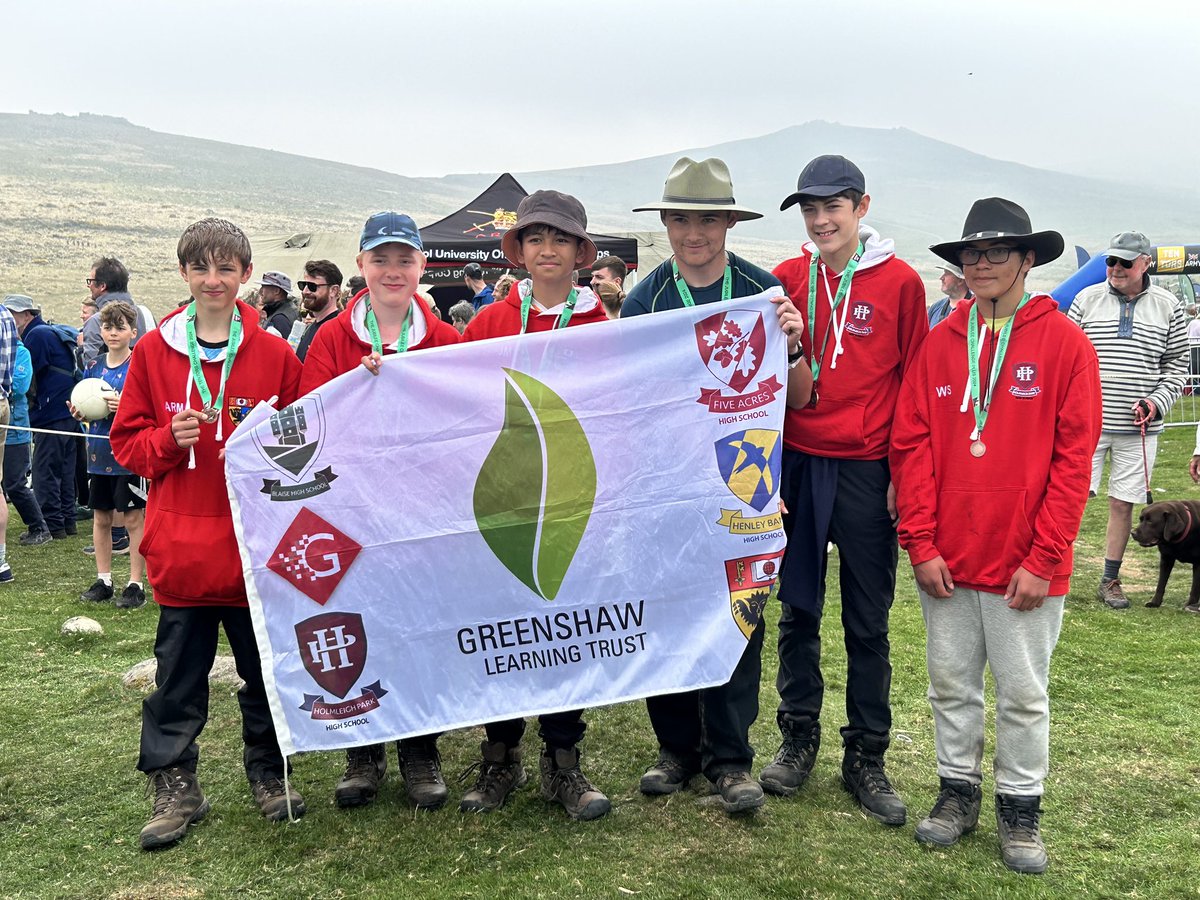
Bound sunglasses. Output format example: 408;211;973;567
1105;257;1135;269
959;246;1021;266
296;281;329;292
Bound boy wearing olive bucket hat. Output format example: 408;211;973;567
890;197;1101;873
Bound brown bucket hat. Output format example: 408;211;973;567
500;190;598;268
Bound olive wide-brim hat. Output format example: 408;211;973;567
930;197;1064;268
633;157;762;221
500;190;598;268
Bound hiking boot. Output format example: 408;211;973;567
79;579;114;603
50;529;69;540
398;738;448;810
116;583;146;610
842;745;907;826
76;504;93;521
0;564;13;584
713;771;765;814
64;522;77;536
1098;579;1130;609
639;749;700;795
335;743;387;807
915;778;982;847
459;741;527;812
140;767;210;850
18;528;52;547
996;793;1048;874
112;534;131;554
759;723;820;796
251;777;306;822
540;747;611;821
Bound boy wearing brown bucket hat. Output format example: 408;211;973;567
624;156;810;815
891;197;1101;873
459;189;611;821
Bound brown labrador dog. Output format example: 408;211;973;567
1131;500;1200;612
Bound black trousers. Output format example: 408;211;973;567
485;710;586;752
775;451;897;749
31;420;77;533
139;605;286;783
647;617;764;780
3;443;46;530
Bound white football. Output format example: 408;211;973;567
71;378;117;422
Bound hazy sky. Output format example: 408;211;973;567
6;0;1195;179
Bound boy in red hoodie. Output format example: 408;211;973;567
300;212;460;810
457;190;610;821
110;218;304;850
891;198;1101;874
760;156;928;826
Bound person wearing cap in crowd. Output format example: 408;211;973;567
927;263;972;328
892;197;1101;874
759;155;927;828
1067;232;1187;609
589;255;627;292
459;190;612;822
300;212;460;812
294;259;343;362
255;271;299;340
463;262;495;311
3;293;81;540
623;157;811;816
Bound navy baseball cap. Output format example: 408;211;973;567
360;211;424;253
780;155;866;210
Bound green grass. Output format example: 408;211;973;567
1;433;1198;899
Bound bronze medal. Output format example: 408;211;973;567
201;406;220;423
807;389;819;410
969;439;987;458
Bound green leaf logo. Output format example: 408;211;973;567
473;368;596;601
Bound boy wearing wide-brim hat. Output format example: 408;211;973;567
623;157;810;815
459;190;611;822
890;197;1101;874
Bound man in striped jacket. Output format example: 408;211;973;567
1068;232;1188;609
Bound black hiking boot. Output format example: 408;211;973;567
996;793;1048;874
915;778;981;846
713;771;765;814
842;743;906;826
398;737;448;810
335;743;387;808
639;749;700;795
759;722;820;796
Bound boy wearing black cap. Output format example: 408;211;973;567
891;198;1101;873
301;212;461;811
459;190;610;821
761;155;928;827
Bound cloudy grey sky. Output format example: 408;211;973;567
6;0;1194;179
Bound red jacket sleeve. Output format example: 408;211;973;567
1021;342;1103;580
896;271;930;376
889;348;941;566
109;343;190;480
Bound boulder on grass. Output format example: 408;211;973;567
122;655;245;691
62;617;103;636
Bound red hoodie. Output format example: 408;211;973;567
110;301;303;607
299;289;459;394
889;293;1101;596
775;227;928;459
462;279;608;342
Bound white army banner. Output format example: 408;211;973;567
226;291;788;755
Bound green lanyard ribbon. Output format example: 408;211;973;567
672;257;732;308
184;301;243;422
807;243;864;383
966;293;1031;440
363;294;413;356
519;287;578;335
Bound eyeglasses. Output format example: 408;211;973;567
296;281;329;292
1105;257;1135;270
85;278;98;286
959;246;1021;266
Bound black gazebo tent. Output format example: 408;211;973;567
419;173;638;285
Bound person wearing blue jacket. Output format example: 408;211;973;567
6;339;51;547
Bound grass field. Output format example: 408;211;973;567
1;430;1198;899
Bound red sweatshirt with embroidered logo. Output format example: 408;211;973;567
889;293;1101;596
775;226;928;459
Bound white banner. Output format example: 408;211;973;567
226;291;788;755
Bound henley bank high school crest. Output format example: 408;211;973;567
693;309;782;414
714;429;782;512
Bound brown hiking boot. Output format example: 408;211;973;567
1098;579;1130;609
540;747;611;821
251;777;306;822
398;738;448;810
335;743;387;808
140;767;210;850
459;741;528;812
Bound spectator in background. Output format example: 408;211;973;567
492;273;517;305
0;302;18;581
589;255;627;291
7;333;51;547
80;297;98;327
295;260;343;362
448;300;474;334
255;272;299;339
593;279;625;319
927;263;972;328
344;276;366;307
1186;306;1200;394
463;263;494;311
82;257;150;366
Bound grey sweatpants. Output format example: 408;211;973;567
919;587;1064;796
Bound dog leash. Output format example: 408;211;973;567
1140;419;1153;504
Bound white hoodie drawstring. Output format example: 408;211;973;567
821;263;851;369
183;364;197;470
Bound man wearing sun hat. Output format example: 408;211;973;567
623;157;810;815
1067;232;1188;610
927;262;971;328
891;197;1101;874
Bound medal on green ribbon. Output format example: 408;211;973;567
672;256;731;308
363;293;413;357
965;293;1031;458
184;301;243;423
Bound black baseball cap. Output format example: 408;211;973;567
463;262;484;279
780;155;866;211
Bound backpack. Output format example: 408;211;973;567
44;321;85;383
